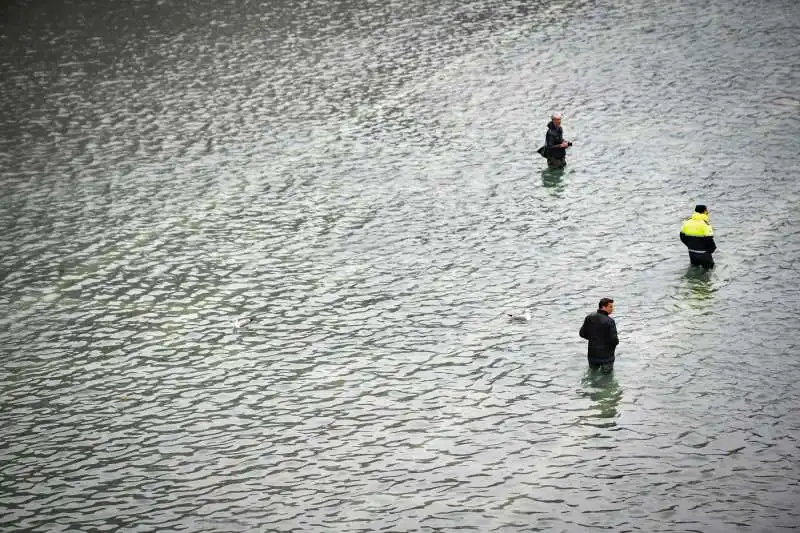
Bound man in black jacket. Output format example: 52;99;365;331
579;298;619;372
544;113;571;168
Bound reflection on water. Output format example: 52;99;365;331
541;167;565;193
684;265;716;309
579;368;623;426
685;265;713;288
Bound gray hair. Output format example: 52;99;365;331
551;112;562;120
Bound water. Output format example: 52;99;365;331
1;0;799;531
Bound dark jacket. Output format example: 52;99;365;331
545;121;566;159
579;310;618;364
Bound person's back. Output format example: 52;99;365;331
680;204;716;268
579;298;619;371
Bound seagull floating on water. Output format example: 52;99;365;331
233;316;257;330
506;309;531;322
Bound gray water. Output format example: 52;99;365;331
1;0;799;531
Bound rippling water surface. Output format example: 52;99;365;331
1;0;799;531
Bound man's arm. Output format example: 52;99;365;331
706;236;717;253
579;316;589;340
679;231;688;246
609;320;619;346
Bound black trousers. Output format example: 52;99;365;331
689;251;714;268
547;157;566;169
589;361;614;373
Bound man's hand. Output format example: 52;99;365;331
560;141;569;148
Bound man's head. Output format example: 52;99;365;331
694;204;708;214
551;112;561;126
598;297;614;314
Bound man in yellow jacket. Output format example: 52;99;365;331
680;205;717;268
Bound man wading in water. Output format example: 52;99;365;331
579;298;619;373
542;113;571;169
679;204;717;269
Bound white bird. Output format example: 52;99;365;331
233;316;256;330
506;309;531;322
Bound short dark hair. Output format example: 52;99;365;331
598;298;614;309
694;204;707;213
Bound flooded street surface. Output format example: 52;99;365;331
1;0;799;531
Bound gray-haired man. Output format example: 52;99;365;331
544;113;571;168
